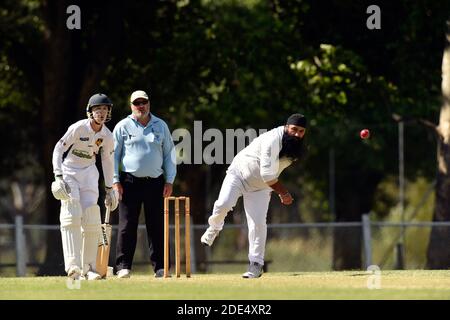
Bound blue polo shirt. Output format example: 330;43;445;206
113;114;176;184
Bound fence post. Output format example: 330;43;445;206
15;215;26;277
189;217;196;274
395;242;405;270
362;213;372;269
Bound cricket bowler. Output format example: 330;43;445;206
201;114;307;278
51;93;119;280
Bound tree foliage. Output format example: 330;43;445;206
1;0;449;271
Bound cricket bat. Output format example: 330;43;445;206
96;205;112;278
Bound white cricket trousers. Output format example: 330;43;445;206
207;172;271;265
59;164;100;273
62;163;99;210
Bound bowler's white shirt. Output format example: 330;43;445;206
52;119;114;187
228;126;292;191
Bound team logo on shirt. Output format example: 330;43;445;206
95;138;103;147
72;149;92;159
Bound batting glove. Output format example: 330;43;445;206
105;187;119;211
51;175;71;201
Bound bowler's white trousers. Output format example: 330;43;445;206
207;172;271;265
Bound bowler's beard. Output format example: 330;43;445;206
279;132;304;162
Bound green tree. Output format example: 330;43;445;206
2;0;449;274
1;0;178;274
279;0;449;269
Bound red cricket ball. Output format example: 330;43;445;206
360;129;370;139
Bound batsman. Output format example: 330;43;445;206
51;93;119;280
201;114;307;278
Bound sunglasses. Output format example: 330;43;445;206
133;100;148;106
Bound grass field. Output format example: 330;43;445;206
0;270;449;300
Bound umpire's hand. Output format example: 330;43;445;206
163;183;173;197
113;182;123;201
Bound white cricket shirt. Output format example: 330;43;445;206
52;119;115;187
228;126;293;191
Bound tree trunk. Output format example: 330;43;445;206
333;202;363;270
35;0;126;275
177;165;210;272
426;18;450;269
333;170;381;270
37;0;76;275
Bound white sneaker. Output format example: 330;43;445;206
201;227;220;246
67;265;81;280
117;268;131;278
83;270;102;281
242;262;263;279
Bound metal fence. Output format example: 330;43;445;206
1;214;449;277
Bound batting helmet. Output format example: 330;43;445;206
86;93;113;122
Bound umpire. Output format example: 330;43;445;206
112;90;176;278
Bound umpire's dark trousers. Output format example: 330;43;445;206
116;172;165;272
